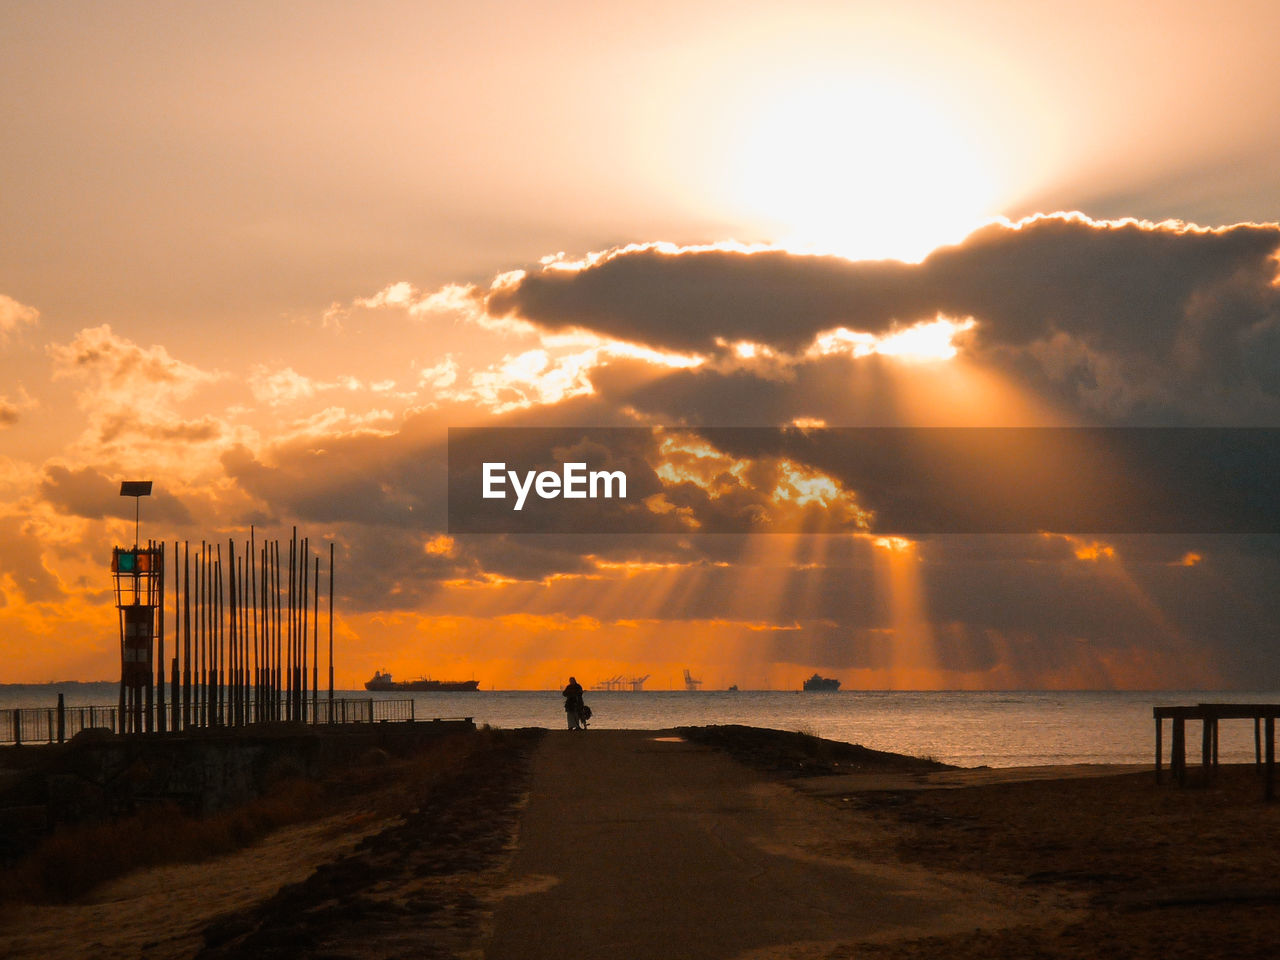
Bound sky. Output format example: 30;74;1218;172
3;0;1280;689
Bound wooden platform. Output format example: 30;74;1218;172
1153;702;1279;799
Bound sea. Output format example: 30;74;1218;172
4;684;1277;768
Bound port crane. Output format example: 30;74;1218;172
591;674;650;691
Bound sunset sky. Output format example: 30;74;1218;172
4;0;1280;689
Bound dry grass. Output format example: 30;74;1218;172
0;732;480;905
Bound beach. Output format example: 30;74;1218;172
1;725;1277;959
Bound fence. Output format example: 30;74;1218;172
0;697;416;745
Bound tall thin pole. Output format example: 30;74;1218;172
228;542;237;725
172;540;180;732
157;540;165;733
301;537;309;721
287;531;295;720
328;540;334;707
215;543;223;726
227;540;236;726
273;539;282;719
312;553;319;721
198;543;206;727
182;540;191;729
250;525;258;723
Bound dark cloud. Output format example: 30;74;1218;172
491;217;1280;353
489;246;914;353
489;216;1280;423
588;354;908;427
221;428;446;529
109;415;224;444
40;465;194;525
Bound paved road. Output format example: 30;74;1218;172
485;730;1016;960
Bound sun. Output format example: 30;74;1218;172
729;75;997;262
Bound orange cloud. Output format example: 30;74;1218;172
0;293;39;343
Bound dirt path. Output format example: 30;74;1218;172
485;731;1058;960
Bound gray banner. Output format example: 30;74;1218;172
447;427;1280;534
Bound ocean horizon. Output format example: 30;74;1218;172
4;684;1277;769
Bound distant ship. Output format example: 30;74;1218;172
364;670;479;692
802;673;841;692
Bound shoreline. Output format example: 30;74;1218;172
6;689;1279;769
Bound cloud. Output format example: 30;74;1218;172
248;364;387;407
45;325;231;468
39;464;194;525
16;224;1278;687
322;280;523;333
486;215;1280;422
0;387;36;429
49;324;221;402
0;294;40;344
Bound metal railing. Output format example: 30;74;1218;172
0;698;416;744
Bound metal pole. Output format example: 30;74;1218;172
312;553;319;721
301;537;309;721
328;540;334;708
157;541;165;733
183;541;191;729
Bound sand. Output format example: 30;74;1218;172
2;725;1277;959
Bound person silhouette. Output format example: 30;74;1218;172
562;676;585;730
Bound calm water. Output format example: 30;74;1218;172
3;684;1277;767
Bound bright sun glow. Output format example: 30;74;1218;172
731;76;997;262
808;315;975;363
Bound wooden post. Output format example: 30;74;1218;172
57;693;65;743
1172;717;1186;785
1255;717;1263;774
1201;717;1213;781
1266;716;1275;802
1155;715;1163;784
12;708;20;747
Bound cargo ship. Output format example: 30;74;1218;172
802;673;841;692
364;670;480;692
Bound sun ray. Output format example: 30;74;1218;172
872;535;940;689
